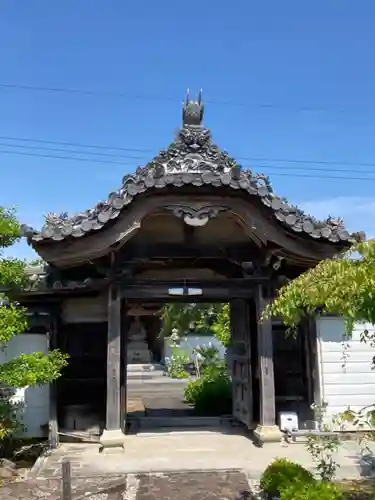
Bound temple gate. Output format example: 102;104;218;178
18;90;363;450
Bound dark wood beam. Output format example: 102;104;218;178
120;278;267;300
119;243;264;263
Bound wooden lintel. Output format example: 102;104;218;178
120;278;268;300
120;242;263;263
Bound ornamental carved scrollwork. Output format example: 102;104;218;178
165;205;229;227
142;125;238;175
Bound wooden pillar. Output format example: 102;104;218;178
253;284;282;443
48;307;59;449
99;282;126;450
229;299;253;428
120;301;128;433
306;315;321;409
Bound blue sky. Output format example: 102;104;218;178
1;1;375;260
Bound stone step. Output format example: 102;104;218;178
131;416;231;430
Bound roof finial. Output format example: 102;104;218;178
182;88;204;127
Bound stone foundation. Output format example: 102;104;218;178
99;429;126;452
253;424;283;444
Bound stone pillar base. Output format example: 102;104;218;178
99;429;126;452
253;425;283;445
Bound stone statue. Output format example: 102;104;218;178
127;316;151;365
128;316;146;342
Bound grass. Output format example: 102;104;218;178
340;479;375;500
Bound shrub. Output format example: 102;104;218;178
184;362;232;415
0;386;24;442
306;402;341;481
193;345;221;371
165;346;189;379
259;458;316;496
280;481;344;500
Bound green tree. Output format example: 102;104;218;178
160;302;231;347
263;241;375;335
263;239;375;430
210;303;230;348
0;207;68;440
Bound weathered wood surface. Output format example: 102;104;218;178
255;284;276;427
47;304;60;449
35;195;340;266
120;301;128;432
120;278;265;300
230;299;253;427
105;282;122;430
61;461;72;500
307;315;321;408
119;242;265;262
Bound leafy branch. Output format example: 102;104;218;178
0;205;68;439
263;241;375;335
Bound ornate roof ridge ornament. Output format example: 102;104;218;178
21;90;365;246
182;88;204;127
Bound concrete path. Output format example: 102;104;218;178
0;471;256;500
32;429;375;480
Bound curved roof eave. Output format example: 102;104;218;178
21;92;365;248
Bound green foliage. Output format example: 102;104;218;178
0;207;22;248
336;404;375;452
160;302;231;347
280;481;344;500
193;344;221;368
0;259;28;289
0;295;27;345
160;303;215;337
184;361;232;415
259;458;316;496
306;402;342;482
210;303;230;348
165;346;189;379
0;388;24;441
0;350;68;388
306;432;341;482
263;241;375;335
0;206;68;440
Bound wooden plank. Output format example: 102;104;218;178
48;306;59;449
120;301;128;433
255;284;276;427
61;460;72;500
307;315;321;407
120;279;265;300
105;282;122;430
230;299;253;427
120;242;262;262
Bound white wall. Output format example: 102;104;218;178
317;316;375;429
163;334;226;361
0;333;50;437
